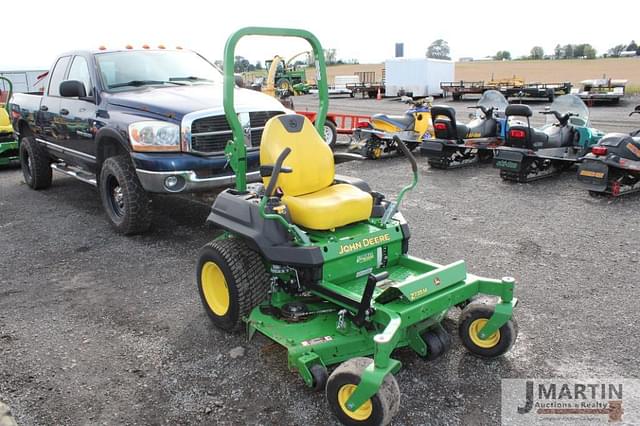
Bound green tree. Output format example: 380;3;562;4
627;40;638;51
324;48;337;65
607;44;626;57
494;51;511;60
233;55;250;72
426;39;451;60
554;44;563;59
563;44;574;58
583;45;597;59
254;60;262;70
530;46;544;60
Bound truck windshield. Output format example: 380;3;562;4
95;50;222;91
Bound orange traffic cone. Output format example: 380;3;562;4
376;87;382;101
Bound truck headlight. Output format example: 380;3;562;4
129;121;180;152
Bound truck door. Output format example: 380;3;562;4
38;56;70;157
59;55;98;168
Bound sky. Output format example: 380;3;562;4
1;0;638;71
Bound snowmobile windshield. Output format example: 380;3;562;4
478;90;508;111
549;94;589;126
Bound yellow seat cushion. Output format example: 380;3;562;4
0;108;12;131
283;184;373;230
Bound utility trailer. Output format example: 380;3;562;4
346;71;386;98
573;79;627;104
440;80;486;100
385;58;454;98
441;79;572;101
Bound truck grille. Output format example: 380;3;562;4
190;111;283;154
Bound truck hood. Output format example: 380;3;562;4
105;84;287;120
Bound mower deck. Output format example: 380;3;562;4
0;139;19;167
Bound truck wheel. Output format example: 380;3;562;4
322;120;338;149
326;357;400;426
99;155;151;235
19;137;52;190
197;238;271;332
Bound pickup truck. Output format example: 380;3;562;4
10;47;287;234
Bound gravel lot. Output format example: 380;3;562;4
1;95;639;425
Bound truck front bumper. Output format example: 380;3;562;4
136;169;262;193
131;151;261;193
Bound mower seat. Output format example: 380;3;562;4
260;114;373;230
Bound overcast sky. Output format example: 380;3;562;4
2;0;638;70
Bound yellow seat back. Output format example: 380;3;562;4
0;108;10;128
260;114;334;196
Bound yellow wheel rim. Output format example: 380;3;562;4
468;318;500;349
201;261;230;316
337;384;373;421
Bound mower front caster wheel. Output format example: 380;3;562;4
459;303;518;358
197;238;271;332
326;357;400;426
420;325;451;361
310;364;328;392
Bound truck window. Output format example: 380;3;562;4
68;56;93;96
48;56;71;96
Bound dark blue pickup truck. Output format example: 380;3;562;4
10;47;287;234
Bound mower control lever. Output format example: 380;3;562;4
264;147;292;196
260;164;292;177
352;272;389;327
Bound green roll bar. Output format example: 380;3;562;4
223;27;329;192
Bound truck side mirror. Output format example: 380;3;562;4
60;80;87;98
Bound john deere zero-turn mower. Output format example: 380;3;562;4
197;27;518;426
0;77;18;167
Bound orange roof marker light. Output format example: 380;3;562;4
98;45;107;51
142;44;150;49
125;44;133;49
158;44;166;49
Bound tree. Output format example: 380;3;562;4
563;44;574;59
324;48;337;65
233;55;250;72
494;51;511;60
607;44;626;57
554;44;563;59
583;45;597;59
530;46;544;60
254;60;262;70
426;39;451;60
627;40;638;51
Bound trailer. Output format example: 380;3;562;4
0;70;48;101
346;71;385;98
573;79;627;104
441;79;572;101
440;80;486;100
385;58;454;98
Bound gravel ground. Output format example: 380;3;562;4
1;95;639;425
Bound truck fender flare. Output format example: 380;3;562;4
95;127;131;166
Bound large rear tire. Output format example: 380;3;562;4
197;238;270;332
98;155;151;235
19;137;52;190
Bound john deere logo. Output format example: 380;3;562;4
433;277;441;286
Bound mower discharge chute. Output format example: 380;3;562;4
0;77;18;167
196;27;519;426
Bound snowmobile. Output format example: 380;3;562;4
577;105;640;196
421;90;508;169
493;94;603;182
350;96;433;159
